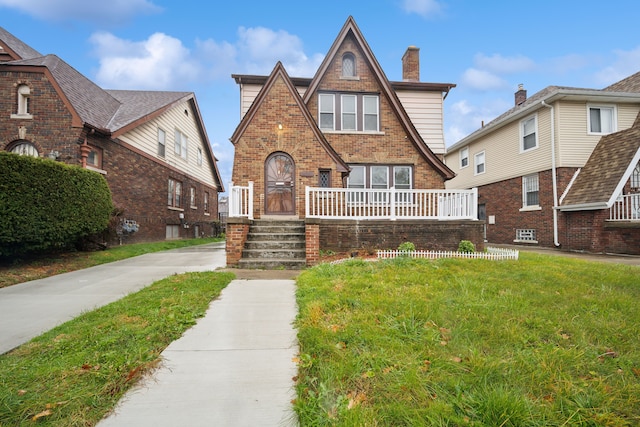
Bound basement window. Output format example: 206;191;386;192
515;229;537;243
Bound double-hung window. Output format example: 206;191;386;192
522;173;539;208
319;94;335;130
394;166;412;203
521;115;537;151
363;95;379;131
204;191;210;213
174;129;188;159
370;166;389;203
588;105;616;134
190;187;196;208
460;147;469;168
474;151;485;175
341;95;357;131
168;178;182;208
347;165;366;204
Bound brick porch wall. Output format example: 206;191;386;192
225;217;251;266
564;209;640;255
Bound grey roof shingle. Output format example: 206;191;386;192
0;26;41;60
561;116;640;208
106;90;192;130
603;71;640;93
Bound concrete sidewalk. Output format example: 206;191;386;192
0;242;226;354
97;279;299;427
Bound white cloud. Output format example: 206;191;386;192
461;68;508;91
90;32;200;90
236;26;322;76
402;0;444;18
90;26;324;90
473;53;534;74
0;0;160;25
594;45;640;86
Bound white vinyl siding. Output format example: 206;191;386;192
396;90;446;155
117;101;219;187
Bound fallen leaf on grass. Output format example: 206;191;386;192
17;389;27;395
32;409;51;421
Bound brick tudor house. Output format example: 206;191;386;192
0;27;224;244
226;17;483;268
445;74;640;255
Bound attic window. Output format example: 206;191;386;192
9;141;39;157
631;162;640;189
342;53;356;77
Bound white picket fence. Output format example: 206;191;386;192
376;246;519;261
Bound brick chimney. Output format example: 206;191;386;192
402;46;420;82
515;84;527;106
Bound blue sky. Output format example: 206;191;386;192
2;0;640;192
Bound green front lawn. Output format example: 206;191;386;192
294;254;640;426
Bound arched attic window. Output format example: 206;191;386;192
342;53;356;77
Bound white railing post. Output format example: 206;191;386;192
229;181;237;217
247;181;254;220
390;187;396;221
305;186;310;218
471;187;478;220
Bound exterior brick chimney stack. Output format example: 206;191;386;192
515;83;527;106
402;46;420;81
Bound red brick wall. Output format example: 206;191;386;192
226;218;250;266
305;223;320;265
478;168;576;247
231;34;446;220
564;210;640;255
1;69;220;244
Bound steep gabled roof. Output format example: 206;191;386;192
561;113;640;210
604;71;640;93
302;16;454;179
230;61;350;173
0;26;41;61
106;90;192;133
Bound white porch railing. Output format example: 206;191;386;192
305;187;478;220
229;181;254;219
609;193;640;221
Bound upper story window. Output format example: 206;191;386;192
588;105;616;135
460;147;469;169
631;161;640;190
341;95;357;131
11;84;32;119
474;151;485;175
319;92;379;132
174;129;188;159
521;115;538;152
522;173;539;208
157;128;166;157
204;191;210;213
197;147;203;166
319;93;335;130
9;141;38;157
342;53;356;77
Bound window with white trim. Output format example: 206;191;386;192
363;95;379;131
588;105;616;134
157;128;166;157
474;151;485;175
522;173;539;207
394;166;412;203
460;147;469;168
521;115;537;151
17;84;31;116
515;229;537;242
204;191;210;213
341;94;357;131
87;146;102;169
190;187;196;208
319;93;335;130
174;129;188;159
9;141;38;157
197;147;203;166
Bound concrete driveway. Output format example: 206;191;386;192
0;242;226;354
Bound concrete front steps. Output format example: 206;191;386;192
238;219;306;270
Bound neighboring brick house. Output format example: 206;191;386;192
444;73;640;254
227;17;484;266
0;27;224;244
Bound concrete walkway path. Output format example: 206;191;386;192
98;279;299;427
0;242;227;354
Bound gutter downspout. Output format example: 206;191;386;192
541;100;560;247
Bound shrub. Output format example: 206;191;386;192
0;152;114;257
458;240;476;253
398;241;416;252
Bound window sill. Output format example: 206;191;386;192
519;206;542;212
168;206;184;212
204;212;210;216
85;165;107;175
190;206;198;210
513;239;538;244
10;113;33;120
322;130;385;135
339;76;360;81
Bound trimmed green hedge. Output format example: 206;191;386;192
0;152;114;257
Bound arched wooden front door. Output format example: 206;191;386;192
265;152;295;215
